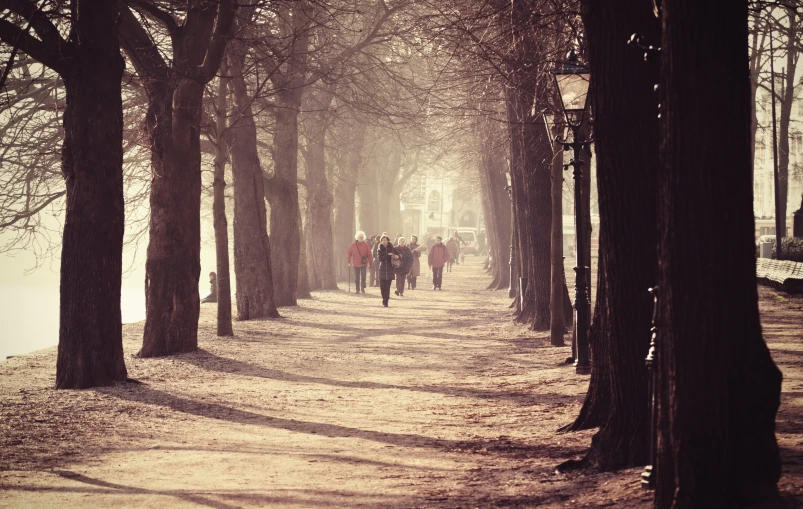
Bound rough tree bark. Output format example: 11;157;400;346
476;114;511;291
333;123;366;281
226;23;280;319
264;1;312;307
0;0;132;388
212;69;234;336
301;89;338;290
119;0;237;357
655;1;782;506
560;0;662;470
505;0;552;330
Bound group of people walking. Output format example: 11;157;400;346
345;231;453;307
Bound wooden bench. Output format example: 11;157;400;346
756;258;803;293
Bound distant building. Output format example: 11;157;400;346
400;174;482;240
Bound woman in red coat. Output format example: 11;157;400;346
346;231;373;294
427;236;449;290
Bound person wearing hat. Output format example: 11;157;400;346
377;234;400;306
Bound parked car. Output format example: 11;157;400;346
454;229;478;255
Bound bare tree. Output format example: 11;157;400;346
118;0;237;357
0;0;127;387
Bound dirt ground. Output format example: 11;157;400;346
1;257;802;508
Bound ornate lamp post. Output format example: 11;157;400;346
551;48;592;375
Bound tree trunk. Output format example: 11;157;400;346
267;91;303;306
357;144;380;235
561;0;661;470
504;0;552;330
296;205;312;299
778;10;798;241
302;90;338;291
550;134;565;347
378;146;402;235
333;124;366;282
655;2;782;506
565;243;610;431
56;0;127;388
140;78;204;357
519;95;552;331
477;115;511;291
212;72;234;336
228;52;280;319
506;86;529;319
119;1;237;357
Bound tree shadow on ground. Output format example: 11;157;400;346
7;470;410;509
174;349;573;407
99;383;580;460
279;318;490;343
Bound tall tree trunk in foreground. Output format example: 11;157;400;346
120;1;236;357
212;72;234;336
0;0;129;387
227;49;280;319
564;0;661;469
566;245;609;431
655;2;782;506
56;1;127;387
333;123;366;282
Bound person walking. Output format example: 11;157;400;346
346;231;373;294
377;234;400;306
394;237;414;297
446;235;459;272
428;235;449;290
407;235;426;290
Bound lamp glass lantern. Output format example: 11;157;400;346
553;49;591;128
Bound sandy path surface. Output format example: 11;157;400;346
1;257;802;508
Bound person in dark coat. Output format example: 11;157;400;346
201;272;218;303
394;237;414;297
377;234;399;307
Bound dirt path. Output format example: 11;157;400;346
1;257;802;508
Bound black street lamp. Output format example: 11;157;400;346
551;48;592;375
